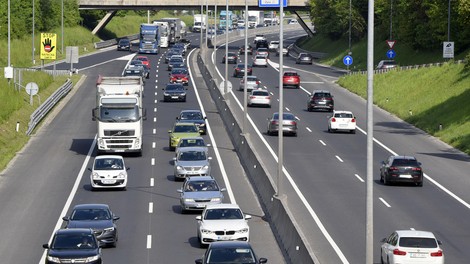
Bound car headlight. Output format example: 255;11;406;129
92;172;100;179
117;172;126;179
210;197;221;202
86;255;100;262
176;166;183;170
104;226;115;232
164;92;170;96
202;165;210;170
199;123;206;127
201;229;213;235
237;228;249;234
47;256;60;262
184;198;195;202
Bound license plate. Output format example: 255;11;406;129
218;236;230;240
318;102;326;104
115;149;125;152
410;252;427;258
196;204;205;208
339;124;348;127
400;174;412;178
171;96;179;99
103;180;116;184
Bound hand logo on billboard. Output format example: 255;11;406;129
42;38;55;53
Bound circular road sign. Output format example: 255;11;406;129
25;82;39;96
343;55;353;66
220;80;233;94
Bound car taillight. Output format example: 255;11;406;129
256;81;260;84
289;121;297;125
351;118;356;122
271;121;278;124
393;249;407;256
266;96;271;99
411;167;421;171
250;96;256;99
331;118;336;122
431;250;443;257
389;167;398;171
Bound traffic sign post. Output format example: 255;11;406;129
25;82;39;106
259;0;287;7
386;40;396;49
386;49;396;59
343;55;353;70
443;42;454;59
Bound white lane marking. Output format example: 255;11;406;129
153;117;157;122
190;48;236;204
335;155;344;162
150;178;154;187
151;158;155;166
39;135;98;264
153;128;156;134
152;142;156;148
270;92;274;95
154;107;157;112
155;79;158;83
306;127;312;132
379;197;391;208
285;107;290;111
154;99;157;104
147;235;152;249
301;81;324;84
354;174;365;182
149;202;153;213
319;140;326;146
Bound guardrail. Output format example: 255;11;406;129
94;33;139;49
16;67;71;77
348;59;467;75
26;79;73;135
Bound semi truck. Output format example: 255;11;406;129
92;76;146;155
139;23;160;54
160;18;182;44
193;14;207;32
247;11;264;28
152;20;170;48
219;10;233;30
264;11;279;26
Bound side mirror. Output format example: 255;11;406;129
195;259;203;264
172;157;177;161
42;244;49;249
168;130;172;133
259;258;268;264
208;157;213;160
113;216;120;221
126;167;130;171
62;216;70;221
220;188;227;192
380;238;387;243
176;189;183;193
245;214;252;220
196;216;202;221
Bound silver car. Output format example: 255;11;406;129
248;89;271;108
176;176;226;213
175;137;210;154
239;76;261;91
252;55;268;67
267;112;298;136
173;147;212;180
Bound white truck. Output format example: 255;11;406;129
152;20;170;48
247;11;264;28
193;14;207;33
92;76;146;155
264;12;279;26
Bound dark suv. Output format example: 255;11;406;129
43;228;102;264
255;40;269;49
380;155;423;186
307;90;334;112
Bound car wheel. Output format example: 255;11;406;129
351;129;356;134
181;208;187;214
380;250;385;264
383;174;389;185
417;181;423;187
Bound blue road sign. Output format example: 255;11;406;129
387;49;396;59
259;0;287;7
343;55;353;66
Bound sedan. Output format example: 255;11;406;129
282;71;300;88
377;59;397;69
168;122;201;150
222;52;238;64
233;63;253;77
63;204;119;247
248;89;271;107
117;38;130;51
129;60;150;79
380;155;424;186
163;83;187;102
307;90;334;112
255;48;269;57
134;55;150;68
43;228;102;264
268;40;279;51
176;109;207;135
239;45;253;55
296;52;313;64
168;57;185;71
381;230;444;264
169;68;190;86
239;76;261;91
252;55;268;67
328;110;356;134
165;50;180;63
176;137;209;154
267;112;298;136
196;203;251;246
195;241;268;264
276;45;288;56
173;147;212;180
89;155;128;191
177;176;226;213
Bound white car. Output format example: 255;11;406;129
268;41;279;51
252;55;268;67
328;110;356;134
381;230;444;264
89;155;128;190
196;203;251;246
248;89;271;107
253;34;266;44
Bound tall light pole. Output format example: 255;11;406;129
389;0;393;40
447;0;451;41
205;0;208;47
61;0;64;54
349;0;352;52
8;0;11;68
32;0;35;64
276;0;284;197
214;5;217;62
200;0;203;49
224;0;229;96
242;0;248;133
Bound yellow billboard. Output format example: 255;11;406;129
40;33;57;60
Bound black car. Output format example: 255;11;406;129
129;60;150;79
123;65;146;83
255;39;269;49
63;204;120;247
307;90;334;112
168;57;185;71
233;63;253;77
177;109;207;135
43;228;102;264
163;83;187;102
380;155;423;186
165;51;180;63
117;38;130;51
195;241;267;264
296;53;313;64
222;52;238;64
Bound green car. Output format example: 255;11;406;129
168;122;201;150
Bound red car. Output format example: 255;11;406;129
169;68;190;85
282;71;300;88
135;55;150;68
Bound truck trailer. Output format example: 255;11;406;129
152;20;170;48
247;11;264;28
160;18;182;44
193;14;207;32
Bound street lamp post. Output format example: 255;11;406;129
61;0;64;54
214;5;217;62
447;0;451;41
32;0;35;64
276;0;284;197
200;1;203;49
242;0;248;133
224;0;229;96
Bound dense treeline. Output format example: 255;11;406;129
310;0;470;52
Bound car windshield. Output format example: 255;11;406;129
313;92;331;98
204;208;244;220
179;139;205;148
94;158;124;170
51;234;97;250
178;151;207;161
170;58;183;63
334;113;353;118
180;111;203;120
399;237;437;248
71;208;111;221
166;85;184;91
171;69;186;75
252;91;269;96
392;159;419;167
185;180;218;192
174;125;198;133
119;39;129;44
206;248;256;263
246;77;258;82
284;72;298;77
273;113;295;120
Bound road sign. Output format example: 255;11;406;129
386;40;396;49
220;80;233;94
40;33;57;60
259;0;287;8
386;49;396;59
443;42;454;59
343;55;353;66
25;82;39;96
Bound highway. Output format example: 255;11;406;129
0;33;285;263
210;30;470;263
